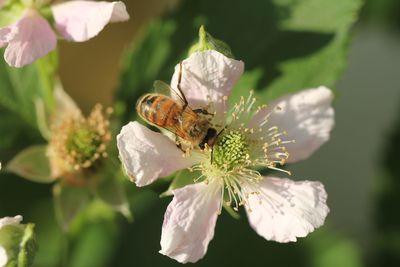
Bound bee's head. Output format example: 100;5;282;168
199;128;217;150
188;119;209;140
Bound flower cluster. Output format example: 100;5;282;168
0;0;129;67
117;50;335;263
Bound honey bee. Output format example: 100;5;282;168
136;63;218;151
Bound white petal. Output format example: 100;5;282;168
170;50;244;124
249;86;334;163
52;82;82;124
160;181;221;263
0;215;22;229
2;11;56;68
117;121;198;187
0;246;7;267
52;1;130;42
246;177;329;243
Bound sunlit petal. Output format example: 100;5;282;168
246;176;329;242
160;181;221;263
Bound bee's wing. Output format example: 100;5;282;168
153;80;187;107
160;107;201;142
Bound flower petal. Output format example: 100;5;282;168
2;11;56;68
245;176;329;243
52;1;130;42
249;86;334;163
0;215;22;228
0;246;6;267
170;50;244;124
0;27;12;48
160;181;221;263
117;121;198;187
52;82;82;124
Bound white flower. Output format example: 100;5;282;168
117;50;335;263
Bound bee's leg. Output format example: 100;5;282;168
175;136;185;153
177;62;189;110
193;109;214;116
217;126;227;137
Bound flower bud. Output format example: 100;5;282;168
0;216;37;267
189;25;234;58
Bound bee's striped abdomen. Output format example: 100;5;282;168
137;94;180;127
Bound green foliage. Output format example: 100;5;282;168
94;164;132;221
0;52;55;128
0;52;56;161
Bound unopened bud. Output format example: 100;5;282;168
0;216;37;267
189;25;234;58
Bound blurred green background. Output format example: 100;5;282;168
2;0;400;266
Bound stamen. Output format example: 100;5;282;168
194;92;295;212
48;104;112;176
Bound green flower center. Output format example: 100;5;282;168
66;127;101;166
213;130;249;170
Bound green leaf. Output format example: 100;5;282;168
94;169;132;221
0;50;58;164
0;107;41;162
0;52;55;126
67;220;118;267
53;182;91;232
115;0;362;120
6;145;54;183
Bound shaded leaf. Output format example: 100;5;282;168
53;182;91;232
6;145;53;183
0;52;55;128
95;170;132;221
